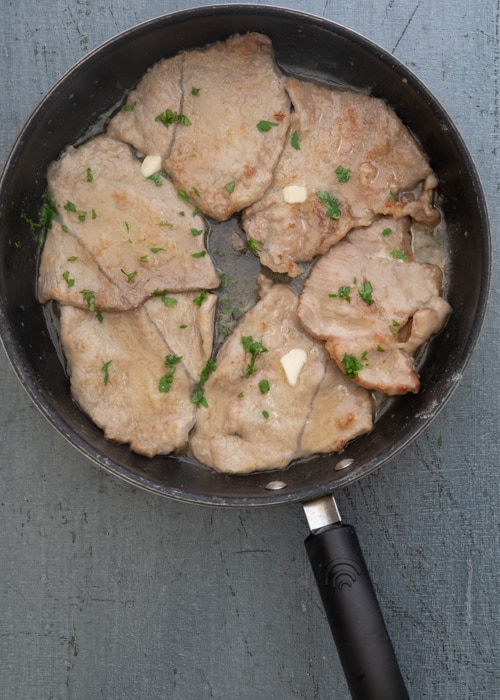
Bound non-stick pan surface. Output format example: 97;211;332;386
0;5;491;507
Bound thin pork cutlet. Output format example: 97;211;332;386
242;77;439;277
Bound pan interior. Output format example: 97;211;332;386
0;6;491;506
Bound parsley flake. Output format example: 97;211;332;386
101;360;112;386
316;191;341;219
391;249;407;260
291;131;300;150
258;379;270;394
155;109;192;127
381;228;393;237
342;353;363;378
62;271;75;288
191;251;206;258
159;354;182;393
257;120;278;132
193;290;208;307
121;269;138;283
242;336;268;377
86;167;93;182
224;181;236;194
335;165;351;184
359;281;374;305
80;289;96;312
191;87;201;96
248;238;263;253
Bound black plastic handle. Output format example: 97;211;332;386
305;523;410;700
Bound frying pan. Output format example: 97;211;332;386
0;5;491;700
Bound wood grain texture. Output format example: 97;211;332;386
0;1;498;698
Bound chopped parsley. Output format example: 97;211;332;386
191;87;201;96
150;247;165;253
391;249;407;260
335;165;351;184
101;360;112;386
80;289;96;312
389;190;397;200
359;281;374;305
86;167;93;182
122;101;137;112
219;272;228;288
158;354;183;393
248;237;263;253
376;345;385;352
78;211;87;223
67;256;78;262
291;131;300;150
316;191;341;220
147;173;163;187
62;270;75;288
64;200;77;213
191;388;208;408
140;255;149;263
224;181;236;194
177;190;190;203
190;228;203;236
191;251;206;258
198;359;217;387
262;410;270;419
258;379;270;394
220;298;233;315
161;296;178;308
242;336;268;377
342;353;363;378
193;289;208;307
329;285;351;302
390;319;401;335
155;109;192;127
257;120;279;132
120;268;138;283
381;227;393;237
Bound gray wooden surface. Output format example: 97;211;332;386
0;1;498;698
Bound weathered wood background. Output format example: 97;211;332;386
1;1;498;698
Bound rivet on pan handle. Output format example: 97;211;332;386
304;495;410;700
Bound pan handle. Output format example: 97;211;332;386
304;496;410;700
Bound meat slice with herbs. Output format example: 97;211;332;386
144;291;217;383
164;32;290;221
298;217;451;395
242;77;439;277
190;281;373;473
46;134;219;310
38;219;129;311
59;304;197;457
107;52;184;160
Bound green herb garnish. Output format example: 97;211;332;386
342;353;363;378
248;237;263;253
191;251;206;258
120;269;138;283
242;336;268;377
335;165;351;184
191;87;201;96
391;249;407;260
155;109;192;127
62;271;75;288
224;181;236;194
122;101;137;112
86;167;93;182
258;379;270;394
159;354;182;393
257;120;279;132
80;289;96;312
381;228;393;237
101;360;112;386
329;285;351;302
262;410;270;419
177;190;190;203
316;191;341;220
193;290;208;307
291;131;300;150
190;228;203;236
359;281;374;305
162;297;178;308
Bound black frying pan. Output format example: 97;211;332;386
0;6;491;700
